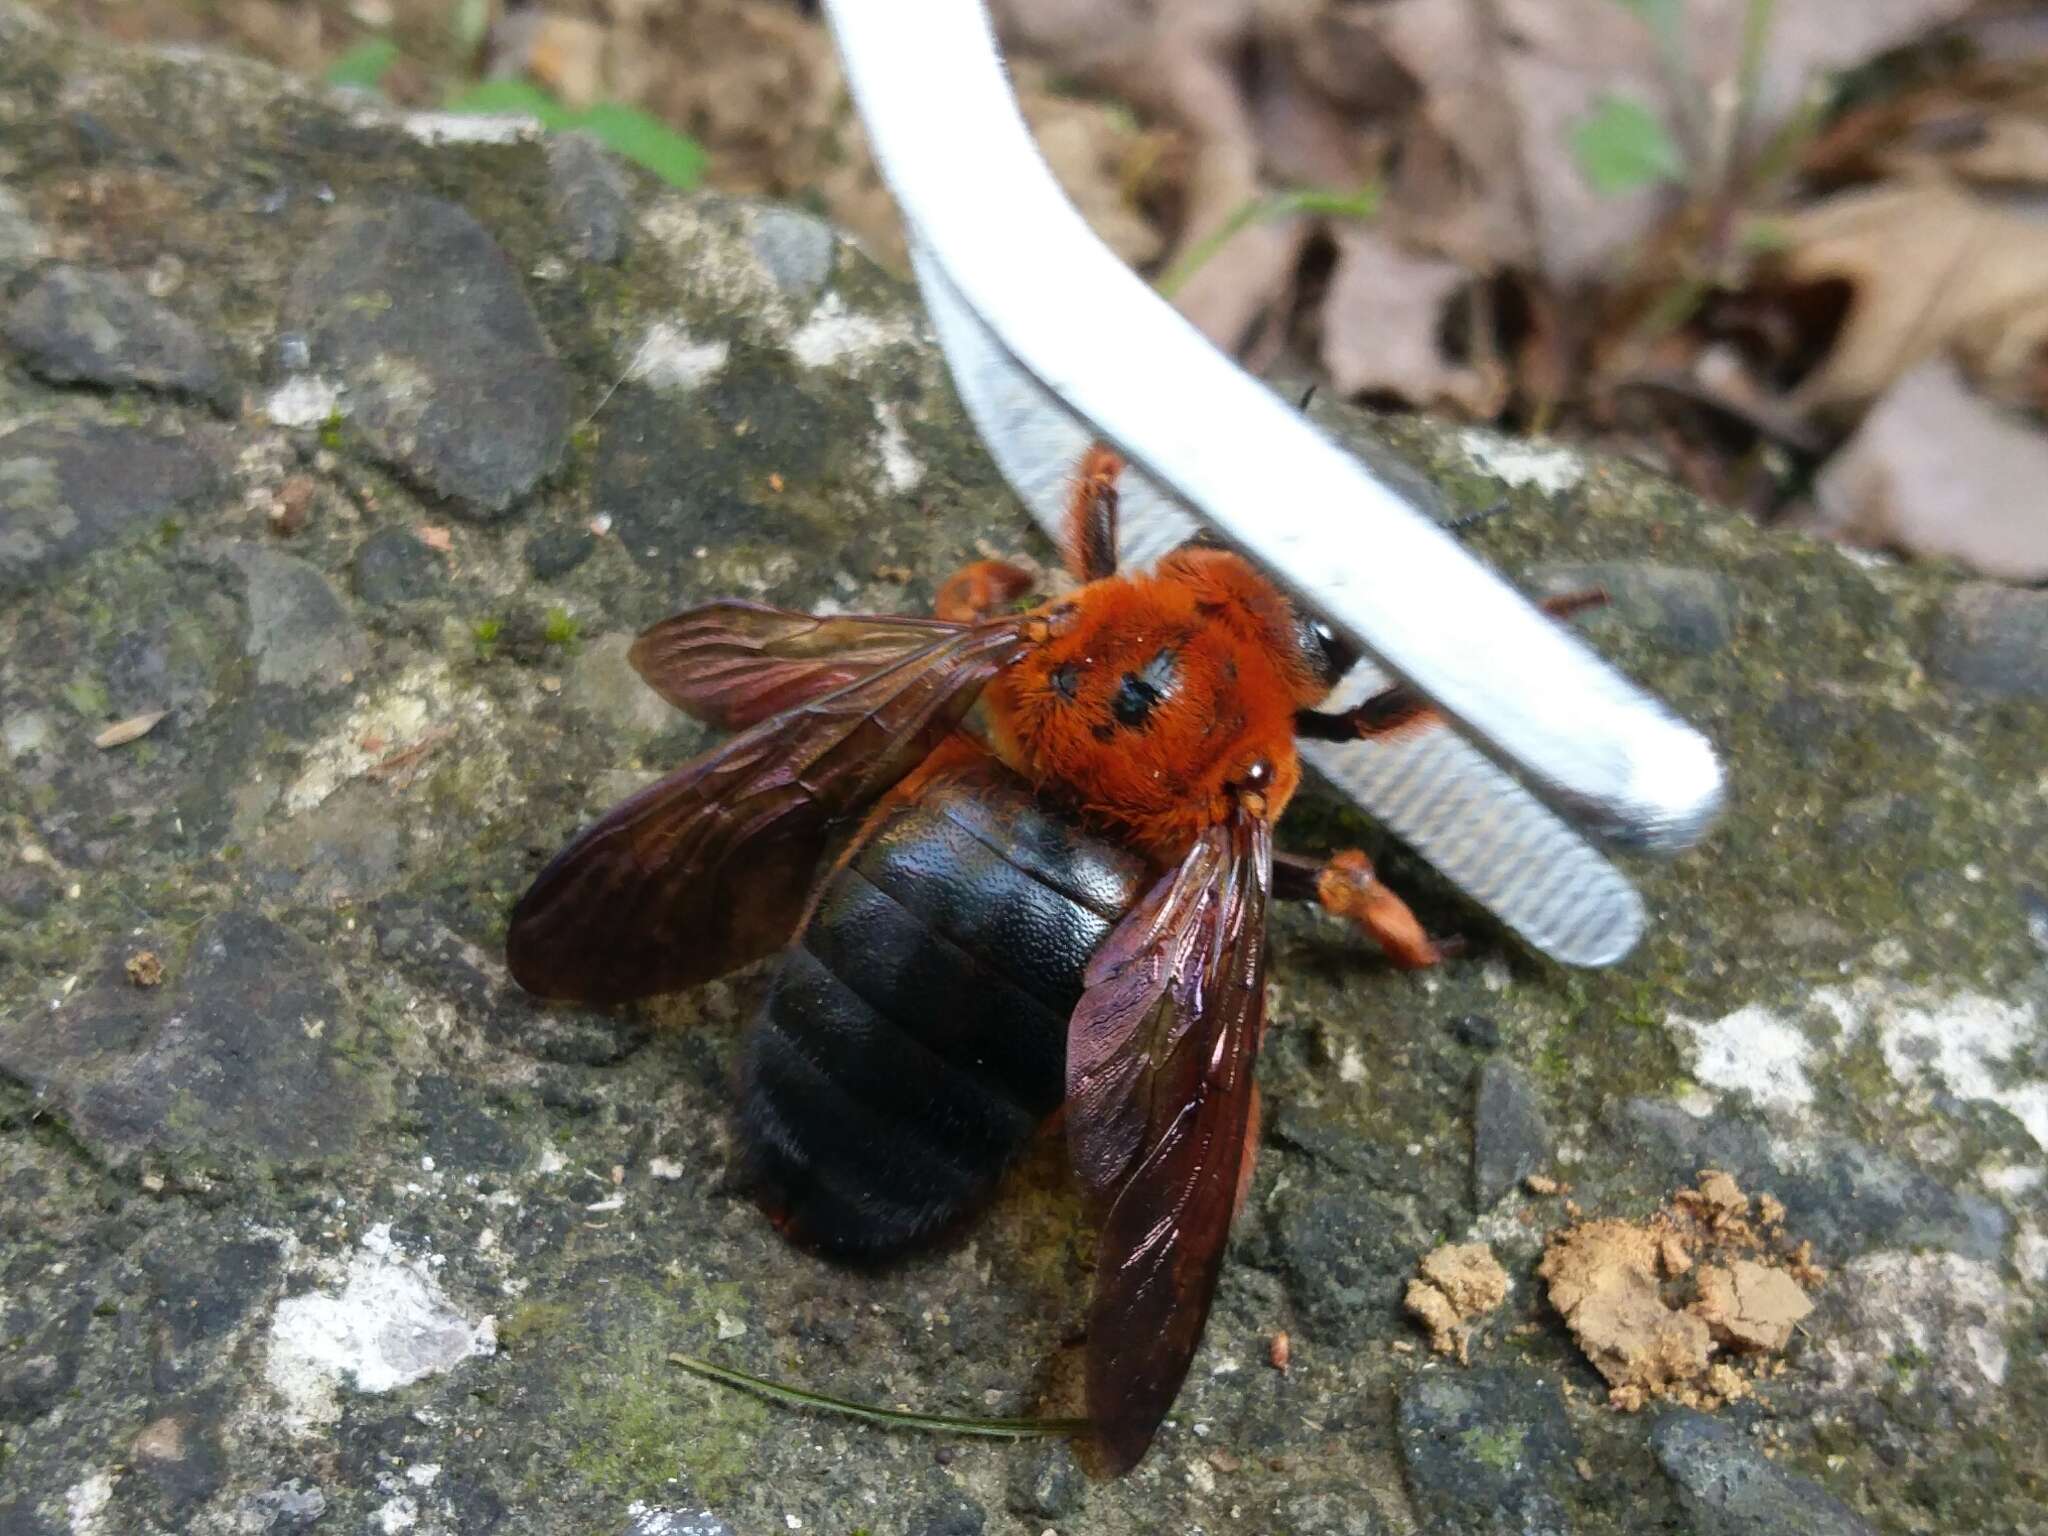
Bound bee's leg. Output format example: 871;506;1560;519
1293;588;1609;742
933;560;1037;622
1273;850;1457;970
1066;441;1123;582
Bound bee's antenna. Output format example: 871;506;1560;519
1297;384;1317;411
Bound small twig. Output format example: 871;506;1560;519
365;726;457;788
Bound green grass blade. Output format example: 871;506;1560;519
668;1353;1087;1440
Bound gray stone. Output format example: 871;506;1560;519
351;527;445;606
1397;1368;1580;1536
548;132;633;265
749;206;835;303
219;544;366;688
0;910;390;1171
0;419;219;596
905;1489;986;1536
1267;1176;1439;1348
524;524;597;580
1472;1058;1549;1208
1652;1411;1874;1535
1930;582;2048;697
285;195;571;517
1005;1442;1086;1518
1530;560;1735;655
2;264;231;407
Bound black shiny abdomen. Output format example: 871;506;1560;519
739;766;1150;1258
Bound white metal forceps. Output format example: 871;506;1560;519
820;0;1726;968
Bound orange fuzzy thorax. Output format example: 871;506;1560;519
983;548;1325;862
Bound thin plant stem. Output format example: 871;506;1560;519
1156;184;1381;299
668;1353;1088;1441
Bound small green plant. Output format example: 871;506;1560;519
542;607;581;648
1569;0;1783;200
443;79;706;190
471;617;503;658
1572;95;1686;196
324;38;399;92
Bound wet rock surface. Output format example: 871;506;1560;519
1;12;2044;1536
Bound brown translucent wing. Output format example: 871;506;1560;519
1065;810;1273;1474
506;621;1029;1004
628;599;965;731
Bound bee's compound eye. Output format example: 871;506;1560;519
1295;612;1360;687
1240;758;1272;789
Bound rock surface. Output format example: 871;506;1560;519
1;10;2045;1535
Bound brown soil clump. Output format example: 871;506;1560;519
1538;1171;1822;1411
1405;1242;1511;1362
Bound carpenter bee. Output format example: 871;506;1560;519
507;444;1595;1472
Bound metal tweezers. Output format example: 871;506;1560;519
820;0;1725;968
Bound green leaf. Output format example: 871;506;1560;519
1570;95;1685;196
1614;0;1684;41
443;78;568;125
442;81;707;190
568;102;708;189
324;38;399;93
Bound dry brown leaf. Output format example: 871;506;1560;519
93;710;166;749
1811;357;2048;582
1361;0;1974;282
1321;226;1505;414
1777;182;2048;410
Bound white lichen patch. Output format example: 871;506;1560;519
1457;428;1585;496
789;291;917;371
1815;1250;2017;1403
264;1223;496;1431
1674;982;2048;1150
398;111;540;146
2016;1224;2048;1287
282;661;501;814
623;320;730;392
64;1471;114;1535
872;401;925;493
264;375;345;429
1870;993;2048;1152
1669;1003;1818;1111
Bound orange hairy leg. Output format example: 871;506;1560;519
1067;442;1124;581
934;560;1037;622
1273;849;1453;970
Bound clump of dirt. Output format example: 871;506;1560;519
1537;1171;1823;1411
1405;1242;1511;1363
